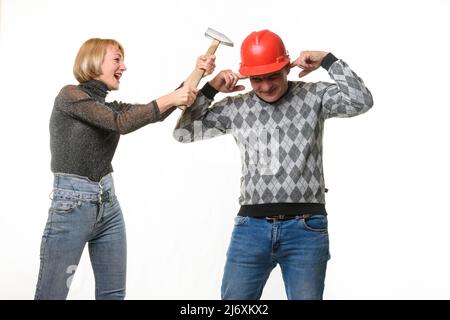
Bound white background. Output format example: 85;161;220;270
1;0;449;299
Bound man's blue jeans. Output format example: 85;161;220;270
35;173;126;300
221;215;330;300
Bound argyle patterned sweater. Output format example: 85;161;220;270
174;56;373;212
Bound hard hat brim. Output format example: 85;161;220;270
239;58;290;77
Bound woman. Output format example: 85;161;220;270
35;38;215;299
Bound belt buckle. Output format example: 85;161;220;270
265;213;311;221
265;214;285;221
98;190;110;204
101;190;110;203
302;213;312;220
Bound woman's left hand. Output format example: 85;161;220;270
197;54;216;77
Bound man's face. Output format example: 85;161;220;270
249;67;289;103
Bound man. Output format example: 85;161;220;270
174;29;373;300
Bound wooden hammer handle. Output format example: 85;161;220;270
179;39;221;111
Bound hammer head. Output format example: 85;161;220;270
205;28;234;47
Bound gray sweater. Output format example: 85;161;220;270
174;58;373;207
50;80;174;182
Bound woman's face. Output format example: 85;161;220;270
96;45;126;90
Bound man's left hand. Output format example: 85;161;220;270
290;51;328;78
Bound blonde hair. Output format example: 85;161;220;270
73;38;125;83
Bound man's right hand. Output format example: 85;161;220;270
209;70;246;93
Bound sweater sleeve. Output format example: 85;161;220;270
173;84;232;143
319;59;373;119
56;85;161;134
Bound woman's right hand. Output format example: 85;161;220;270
156;86;198;112
170;85;198;108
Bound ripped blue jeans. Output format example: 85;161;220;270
35;173;126;300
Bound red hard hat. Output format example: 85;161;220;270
239;30;290;76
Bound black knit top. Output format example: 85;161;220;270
50;80;174;181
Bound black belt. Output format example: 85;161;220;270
239;203;326;217
253;213;312;222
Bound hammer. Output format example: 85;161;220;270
179;28;234;110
